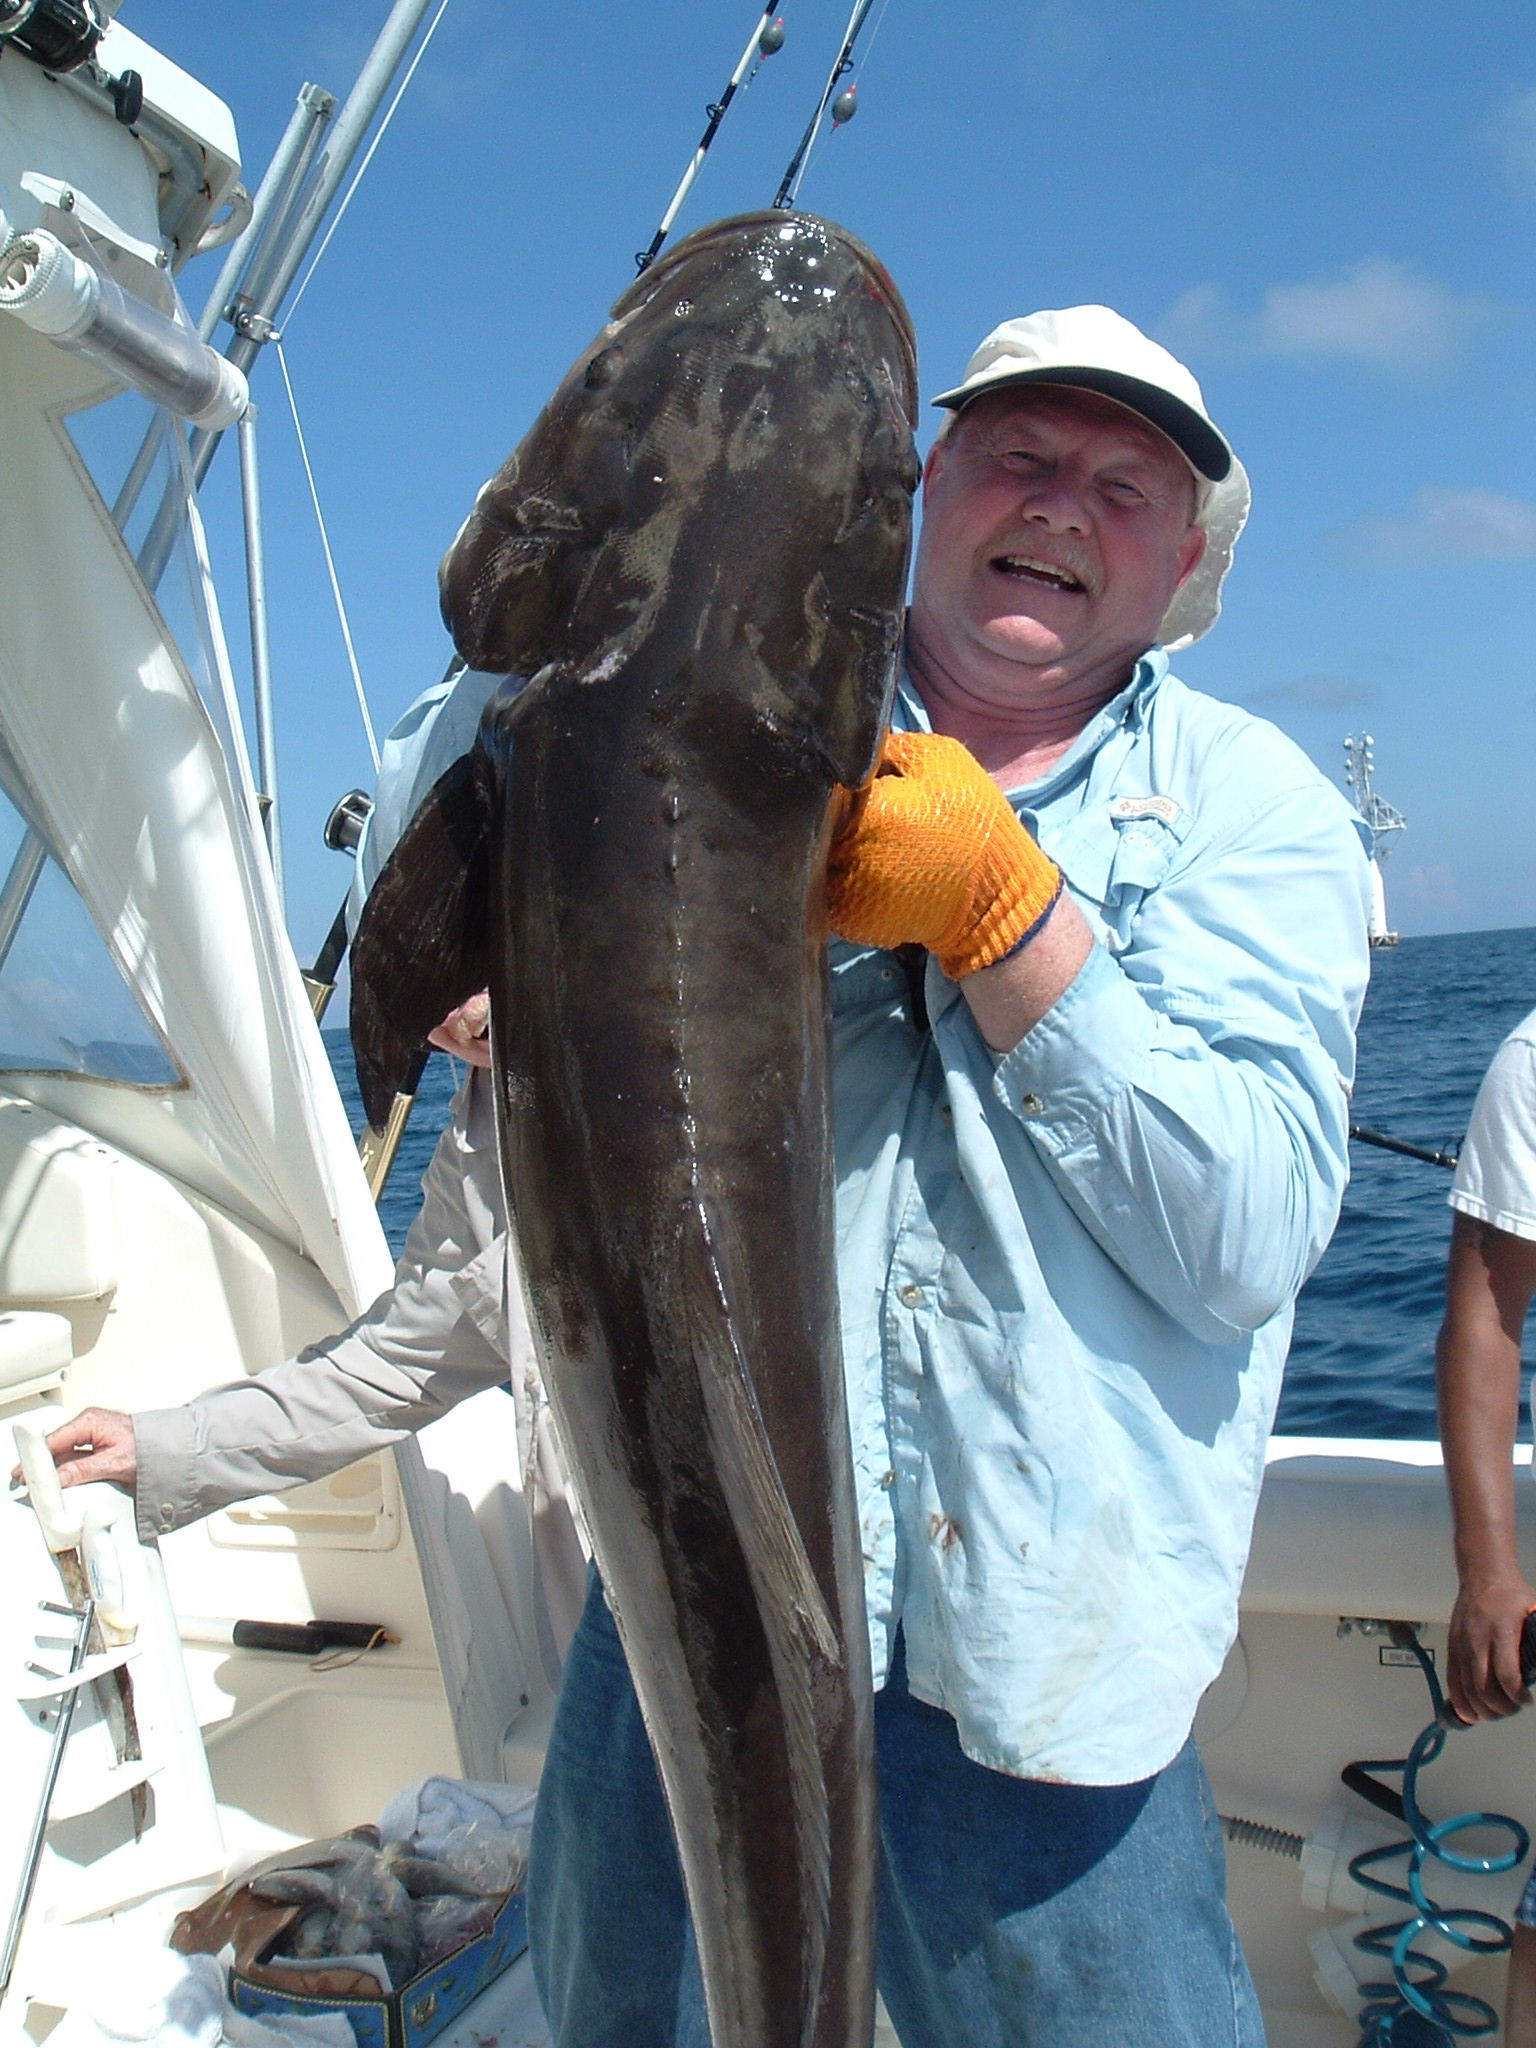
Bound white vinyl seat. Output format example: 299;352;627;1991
0;1306;72;1400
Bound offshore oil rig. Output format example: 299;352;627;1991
1343;733;1406;946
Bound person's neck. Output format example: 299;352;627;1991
905;617;1137;788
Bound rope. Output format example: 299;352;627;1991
310;1626;397;1672
274;339;380;770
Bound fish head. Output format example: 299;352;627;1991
440;212;918;790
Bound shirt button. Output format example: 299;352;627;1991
881;1470;896;1489
898;1282;925;1308
1019;1091;1044;1116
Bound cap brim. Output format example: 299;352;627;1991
931;365;1233;484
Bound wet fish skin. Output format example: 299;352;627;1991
353;212;918;2048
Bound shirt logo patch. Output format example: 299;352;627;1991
1110;795;1182;825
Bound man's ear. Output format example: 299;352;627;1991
920;433;950;505
1173;522;1208;590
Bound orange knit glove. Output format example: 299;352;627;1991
827;731;1064;977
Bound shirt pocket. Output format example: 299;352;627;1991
829;938;913;1018
1047;796;1191;949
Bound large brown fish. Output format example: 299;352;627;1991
350;211;918;2048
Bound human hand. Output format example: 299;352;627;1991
427;990;491;1069
9;1406;138;1495
1446;1576;1536;1723
827;731;1063;977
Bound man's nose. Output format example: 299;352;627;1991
1016;466;1089;531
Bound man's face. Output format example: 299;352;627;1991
910;385;1208;707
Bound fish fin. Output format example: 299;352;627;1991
383;1850;492;1900
682;1211;841;1670
682;1206;838;1975
247;1871;338;1908
479;661;563;742
350;751;492;1128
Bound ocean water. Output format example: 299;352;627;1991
1278;924;1536;1439
325;924;1536;1442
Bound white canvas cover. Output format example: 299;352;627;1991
0;322;528;1782
0;320;389;1312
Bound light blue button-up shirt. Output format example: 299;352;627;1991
359;646;1372;1788
833;650;1373;1785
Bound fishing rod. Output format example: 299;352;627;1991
636;6;788;272
1349;1124;1461;1171
773;0;880;209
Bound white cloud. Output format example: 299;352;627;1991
1399;863;1469;924
1158;261;1492;375
1484;85;1536;199
1347;489;1536;566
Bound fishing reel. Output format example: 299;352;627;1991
0;0;108;76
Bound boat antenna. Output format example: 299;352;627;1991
772;0;881;210
636;7;788;272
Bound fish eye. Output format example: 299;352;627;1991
585;346;625;389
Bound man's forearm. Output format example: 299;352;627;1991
962;893;1094;1053
1439;1316;1523;1584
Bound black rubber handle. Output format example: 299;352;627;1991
229;1619;391;1655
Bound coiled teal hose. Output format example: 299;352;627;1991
1346;1631;1529;2045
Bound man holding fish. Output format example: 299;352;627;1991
37;261;1372;2046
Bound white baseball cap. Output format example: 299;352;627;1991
932;305;1251;648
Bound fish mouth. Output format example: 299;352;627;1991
989;551;1090;596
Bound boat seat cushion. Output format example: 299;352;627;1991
0;1307;71;1393
0;1101;119;1302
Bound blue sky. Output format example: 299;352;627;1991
127;0;1535;957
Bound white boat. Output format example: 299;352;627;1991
1;10;1531;2048
0;8;555;2038
1343;738;1405;951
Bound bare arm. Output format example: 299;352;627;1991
961;893;1093;1053
1437;1210;1536;1722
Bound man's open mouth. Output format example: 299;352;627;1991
991;552;1088;594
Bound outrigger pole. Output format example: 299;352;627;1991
127;0;446;904
637;6;787;272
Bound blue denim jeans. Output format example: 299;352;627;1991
529;1576;1265;2047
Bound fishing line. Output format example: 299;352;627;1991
773;0;880;210
283;0;455;328
274;338;380;770
637;4;788;271
785;0;895;200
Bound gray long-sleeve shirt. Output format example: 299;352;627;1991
132;1071;586;1634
